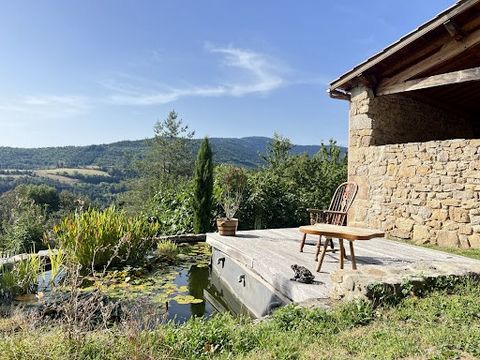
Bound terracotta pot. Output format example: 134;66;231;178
216;218;238;236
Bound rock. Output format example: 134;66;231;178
431;209;449;221
412;225;430;244
436;230;459;248
449;207;469;223
395;218;415;232
469;234;480;249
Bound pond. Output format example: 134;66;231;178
9;242;252;324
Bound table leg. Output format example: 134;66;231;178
299;233;307;252
339;239;344;269
315;235;322;261
316;238;330;272
329;237;335;252
349;241;357;270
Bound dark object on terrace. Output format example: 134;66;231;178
290;264;315;284
300;182;358;253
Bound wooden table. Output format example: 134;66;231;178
299;224;385;272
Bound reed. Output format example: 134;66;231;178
53;206;159;269
0;254;44;297
48;247;64;285
156;240;179;262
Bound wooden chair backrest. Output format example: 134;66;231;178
325;182;358;226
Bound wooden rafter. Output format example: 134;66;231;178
377;66;480;96
329;0;480;91
377;27;480;92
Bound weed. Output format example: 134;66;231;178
156;240;178;262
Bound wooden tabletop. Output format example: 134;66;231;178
299;224;385;241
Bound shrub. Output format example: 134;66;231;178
147;182;195;235
0;203;47;254
215;165;248;220
53;206;159;269
0;254;44;299
156;240;179;262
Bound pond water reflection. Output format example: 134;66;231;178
9;243;249;324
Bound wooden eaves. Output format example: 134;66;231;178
328;0;480;100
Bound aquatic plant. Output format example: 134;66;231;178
0;254;44;298
48;247;64;286
53;206;159;269
156;240;179;262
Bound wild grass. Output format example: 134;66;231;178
156;240;179;262
53;206;159;269
47;247;64;286
1;281;480;359
0;254;44;298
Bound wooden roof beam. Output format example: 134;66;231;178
377;66;480;96
329;0;480;91
377;26;480;92
443;19;466;41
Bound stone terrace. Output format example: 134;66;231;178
207;228;480;305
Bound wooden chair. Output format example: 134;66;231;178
299;182;358;257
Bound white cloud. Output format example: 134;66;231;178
0;95;91;119
0;45;323;116
106;45;287;105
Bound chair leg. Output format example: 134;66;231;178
299;233;307;252
316;238;330;272
349;241;357;270
341;240;347;259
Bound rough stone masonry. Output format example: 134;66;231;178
347;85;480;249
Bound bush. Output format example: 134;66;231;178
156;240;179;262
233;140;347;230
0;255;44;299
147;181;195;235
53;206;159;269
0;204;47;253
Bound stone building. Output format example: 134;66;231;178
329;0;480;248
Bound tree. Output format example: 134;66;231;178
193;137;214;233
124;110;196;211
261;132;293;169
145;110;195;182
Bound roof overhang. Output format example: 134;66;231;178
329;0;480;99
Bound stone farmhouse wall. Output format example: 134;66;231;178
348;85;480;248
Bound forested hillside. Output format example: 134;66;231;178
0;137;344;170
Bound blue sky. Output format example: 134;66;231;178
0;0;454;148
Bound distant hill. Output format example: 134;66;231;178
0;137;346;170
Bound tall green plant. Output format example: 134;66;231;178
53;206;159;269
193;137;214;233
0;255;44;298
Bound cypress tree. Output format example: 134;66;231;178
193;137;214;233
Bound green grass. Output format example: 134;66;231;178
417;243;480;261
391;238;480;261
1;282;480;359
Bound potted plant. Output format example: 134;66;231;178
216;165;247;236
